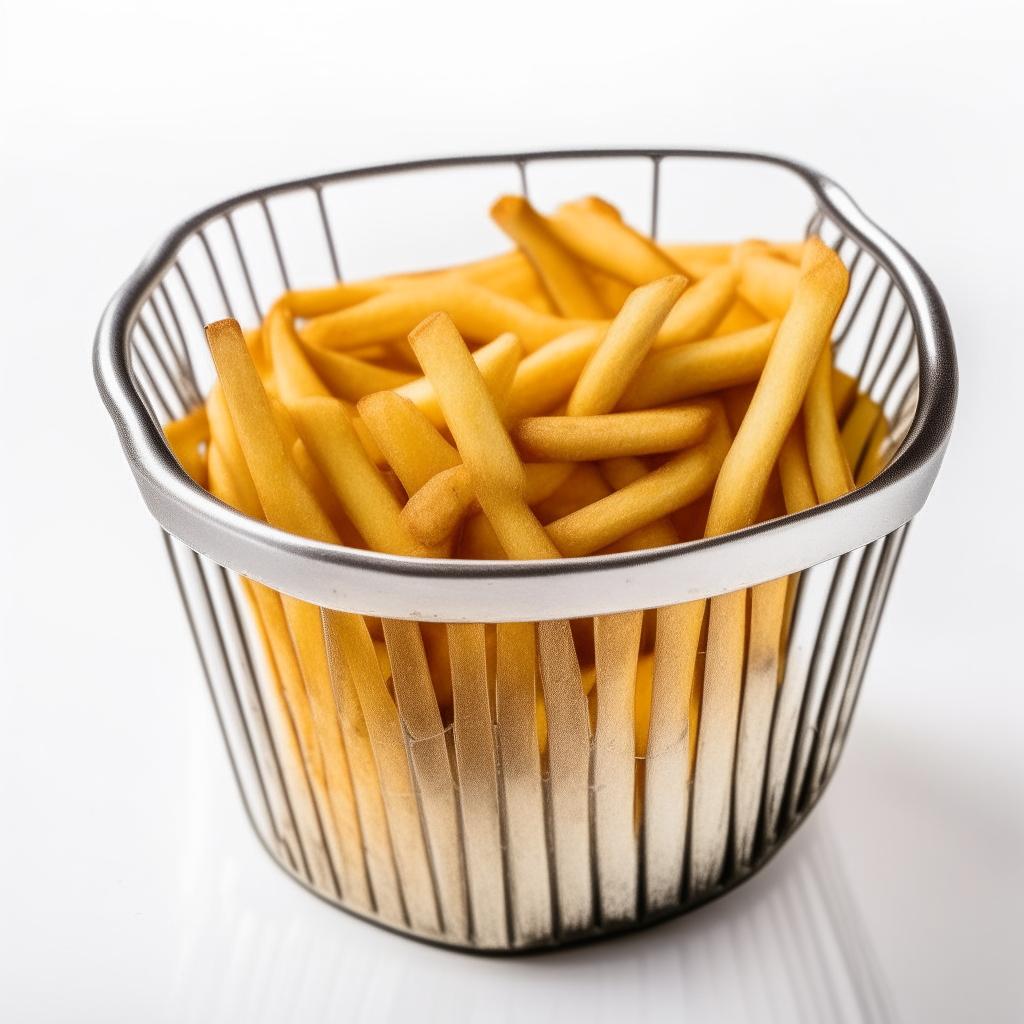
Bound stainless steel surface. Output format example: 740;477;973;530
93;150;957;622
94;150;956;951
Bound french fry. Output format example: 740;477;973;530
300;278;603;354
582;265;634;314
567;276;687;416
266;305;333;404
832;366;859;423
778;418;818;514
598;456;681;553
737;252;800;321
547;197;684;285
491;196;609;318
653;266;739;348
408;313;560;560
393;331;524;430
206;381;263;519
458;512;508;559
504;325;607;422
660;243;734;280
514;404;711;462
855;411;891;485
300;342;416;401
163;405;210;487
712;296;766;336
323;610;441;934
547;402;730;556
704;237;849;537
281;282;385;319
289;438;365;548
804;346;854;503
287;396;436;557
618;320;780;411
840;390;885;475
205;319;339;544
533;463;613;524
358;391;461;495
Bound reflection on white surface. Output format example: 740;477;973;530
166;714;895;1024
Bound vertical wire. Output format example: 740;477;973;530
198;229;235;320
864;306;909;395
649;156;662;240
854;281;897;386
834;262;879;347
146;293;194;396
158;280;199;384
876;330;916;409
225;211;264;321
516;161;529;199
260;198;291;292
131;340;175;422
174;260;206;331
314;185;343;282
135;315;193;412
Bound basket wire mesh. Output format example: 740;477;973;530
110;151;932;951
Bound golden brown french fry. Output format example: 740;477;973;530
514;404;711;462
704;238;848;537
287;396;436;557
301;278;602;354
299;341;416;401
778;418;817;514
205;319;339;544
393;331;525;430
670;492;712;541
408;313;560;560
533;463;613;524
458;512;507;559
804;346;854;503
448;249;555;313
660;243;734;280
547;198;684;285
567;276;687;416
163;405;209;487
618;320;780;411
712;296;766;336
600;454;688;552
738;253;800;321
766;241;806;265
491;196;609;318
357;391;461;495
504;325;607;422
244;327;274;387
653;266;739;348
547;402;730;556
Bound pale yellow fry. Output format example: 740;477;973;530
394;331;524;430
567;276;687;416
491;195;608;318
514;404;711;462
408;313;559;559
778;418;818;514
300;277;602;354
281;282;385;319
323;610;441;934
206;380;263;519
547;402;731;556
266;305;333;403
299;341;415;401
290;438;365;548
583;265;634;314
163;405;210;487
618;320;780;411
704;238;849;537
840;390;884;473
832;366;859;423
738;253;800;320
597;458;681;553
357;391;461;495
547;198;683;285
804;345;854;503
712;296;766;336
653;266;739;349
660;243;734;280
855;412;891;486
287;396;435;557
505;325;607;422
205;319;338;544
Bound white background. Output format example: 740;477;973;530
1;1;1021;1021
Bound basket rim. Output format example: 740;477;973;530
93;147;957;621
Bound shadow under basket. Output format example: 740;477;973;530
94;149;956;952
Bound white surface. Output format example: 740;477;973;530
1;1;1021;1021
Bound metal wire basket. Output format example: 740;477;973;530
94;149;956;952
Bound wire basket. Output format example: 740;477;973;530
94;149;956;951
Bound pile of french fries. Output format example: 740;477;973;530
161;194;894;938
